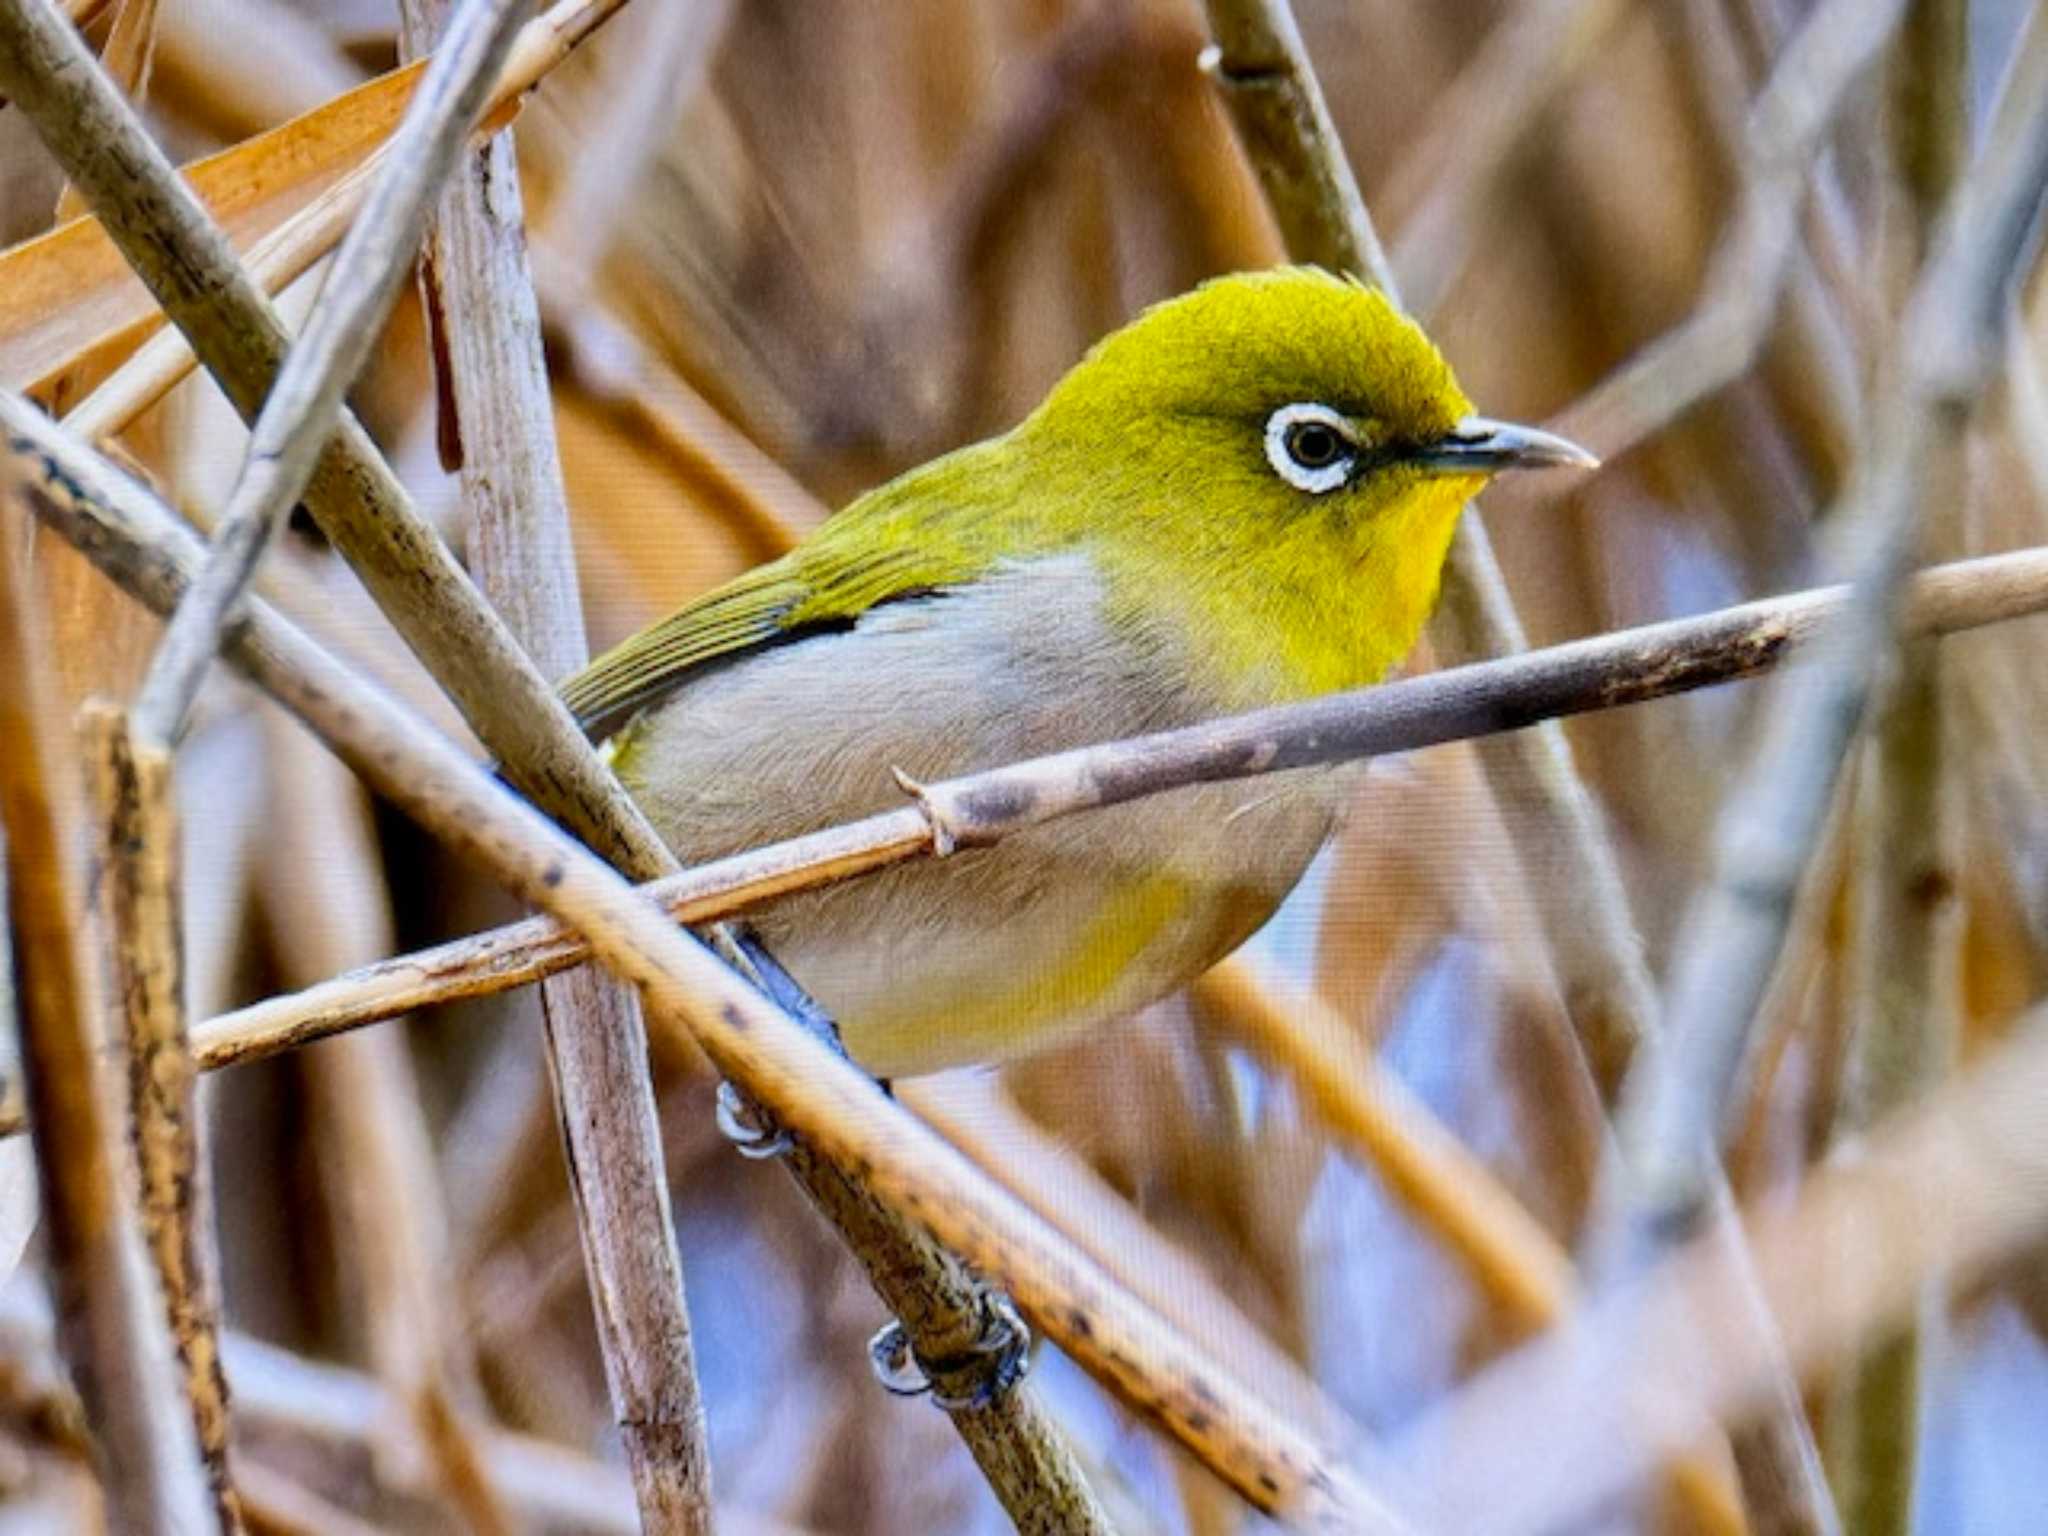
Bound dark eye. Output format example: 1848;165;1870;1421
1284;421;1344;468
1263;403;1356;492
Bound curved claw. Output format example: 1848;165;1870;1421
865;1292;1034;1411
715;1079;792;1160
867;1320;928;1398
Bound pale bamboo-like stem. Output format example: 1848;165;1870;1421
10;390;1402;1534
259;716;514;1536
0;477;215;1534
127;0;532;743
1389;1001;2048;1536
1198;0;1656;1098
81;704;241;1533
1822;7;1971;1527
397;0;711;1518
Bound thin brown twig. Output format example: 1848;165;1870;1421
61;540;2048;1086
81;703;241;1533
9;391;1404;1534
1198;0;1657;1100
0;473;215;1534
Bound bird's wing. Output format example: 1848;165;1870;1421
559;526;985;743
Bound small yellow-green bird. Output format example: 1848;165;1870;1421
560;268;1593;1078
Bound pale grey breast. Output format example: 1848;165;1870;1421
615;554;1341;1075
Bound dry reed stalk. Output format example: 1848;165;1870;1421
1821;8;1972;1525
0;474;215;1533
81;703;241;1532
396;0;712;1521
258;716;514;1536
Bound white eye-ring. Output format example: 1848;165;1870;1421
1264;402;1356;493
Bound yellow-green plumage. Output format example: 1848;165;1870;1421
559;267;1587;1076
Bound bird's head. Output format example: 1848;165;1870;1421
1015;266;1595;698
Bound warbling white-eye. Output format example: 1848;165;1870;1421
560;268;1595;1077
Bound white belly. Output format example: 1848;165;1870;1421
614;556;1340;1076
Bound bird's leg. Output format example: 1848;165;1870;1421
711;923;844;1159
715;925;1032;1408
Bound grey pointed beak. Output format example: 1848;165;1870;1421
1416;416;1599;474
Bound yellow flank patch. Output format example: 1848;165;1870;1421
892;868;1192;1056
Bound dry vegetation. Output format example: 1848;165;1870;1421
1;0;2047;1533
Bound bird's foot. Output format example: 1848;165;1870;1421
714;1078;792;1160
867;1290;1033;1411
